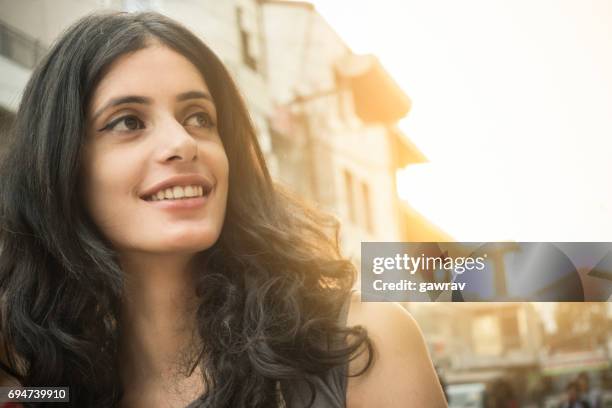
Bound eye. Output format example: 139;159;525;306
100;115;145;132
184;112;215;129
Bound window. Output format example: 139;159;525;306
472;315;502;356
500;313;521;351
361;181;373;234
0;107;15;157
236;7;258;71
343;169;356;224
123;0;154;11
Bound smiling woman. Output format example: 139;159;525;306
0;11;446;408
82;44;229;257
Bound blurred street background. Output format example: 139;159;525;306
1;1;611;406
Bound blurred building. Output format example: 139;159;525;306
262;0;451;265
411;302;612;406
540;303;611;385
413;302;544;369
408;302;545;401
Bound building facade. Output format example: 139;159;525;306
262;0;434;264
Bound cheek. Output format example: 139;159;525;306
205;142;230;189
219;151;230;186
82;151;140;224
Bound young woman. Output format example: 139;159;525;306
0;11;447;408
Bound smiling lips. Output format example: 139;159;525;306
139;174;214;211
140;174;213;204
144;184;210;201
143;186;212;211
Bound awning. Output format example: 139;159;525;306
541;350;611;375
335;54;411;124
445;370;507;385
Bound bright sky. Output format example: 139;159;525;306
310;0;612;241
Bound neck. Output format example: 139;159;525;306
118;252;202;388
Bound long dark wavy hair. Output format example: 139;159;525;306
0;11;373;408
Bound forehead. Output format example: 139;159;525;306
90;44;211;108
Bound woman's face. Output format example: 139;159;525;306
82;44;229;256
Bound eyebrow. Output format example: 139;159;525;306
176;90;212;102
91;90;213;122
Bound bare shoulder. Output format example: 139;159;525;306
0;357;20;386
0;372;19;386
345;291;448;408
0;337;21;386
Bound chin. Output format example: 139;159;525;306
158;230;221;253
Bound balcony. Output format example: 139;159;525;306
0;19;45;69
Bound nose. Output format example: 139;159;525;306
154;116;198;163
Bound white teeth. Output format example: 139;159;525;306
173;186;185;199
146;184;207;201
